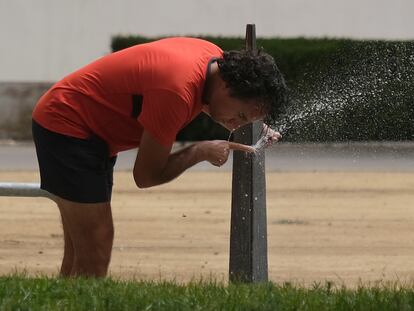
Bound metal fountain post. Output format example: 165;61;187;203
229;24;268;283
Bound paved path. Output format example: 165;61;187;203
1;141;413;171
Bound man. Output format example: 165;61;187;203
32;37;287;277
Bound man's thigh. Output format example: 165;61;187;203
32;120;117;203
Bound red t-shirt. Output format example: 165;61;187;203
33;37;223;156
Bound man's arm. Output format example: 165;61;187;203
133;130;252;188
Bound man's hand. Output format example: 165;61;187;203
262;124;282;148
197;140;254;167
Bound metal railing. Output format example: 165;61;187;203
0;182;52;198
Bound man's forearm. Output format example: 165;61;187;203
134;139;242;188
156;143;205;186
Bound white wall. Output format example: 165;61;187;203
1;0;413;82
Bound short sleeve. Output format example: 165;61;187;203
138;89;191;147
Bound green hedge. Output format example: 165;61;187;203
111;35;414;142
111;36;344;87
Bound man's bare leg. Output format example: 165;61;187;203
60;213;75;276
56;197;114;277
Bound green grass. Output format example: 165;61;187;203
1;276;414;311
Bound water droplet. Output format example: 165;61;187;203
227;130;234;142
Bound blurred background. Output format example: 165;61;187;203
1;0;414;82
0;0;414;144
1;0;414;285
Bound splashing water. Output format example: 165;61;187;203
271;41;414;142
251;136;272;153
236;42;414;154
227;130;234;142
250;130;275;154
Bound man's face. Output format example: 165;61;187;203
203;83;265;131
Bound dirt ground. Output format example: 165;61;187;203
1;170;414;287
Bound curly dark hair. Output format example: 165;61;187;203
217;49;288;126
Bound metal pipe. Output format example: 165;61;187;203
229;24;268;283
0;182;53;198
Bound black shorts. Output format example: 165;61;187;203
32;120;117;203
